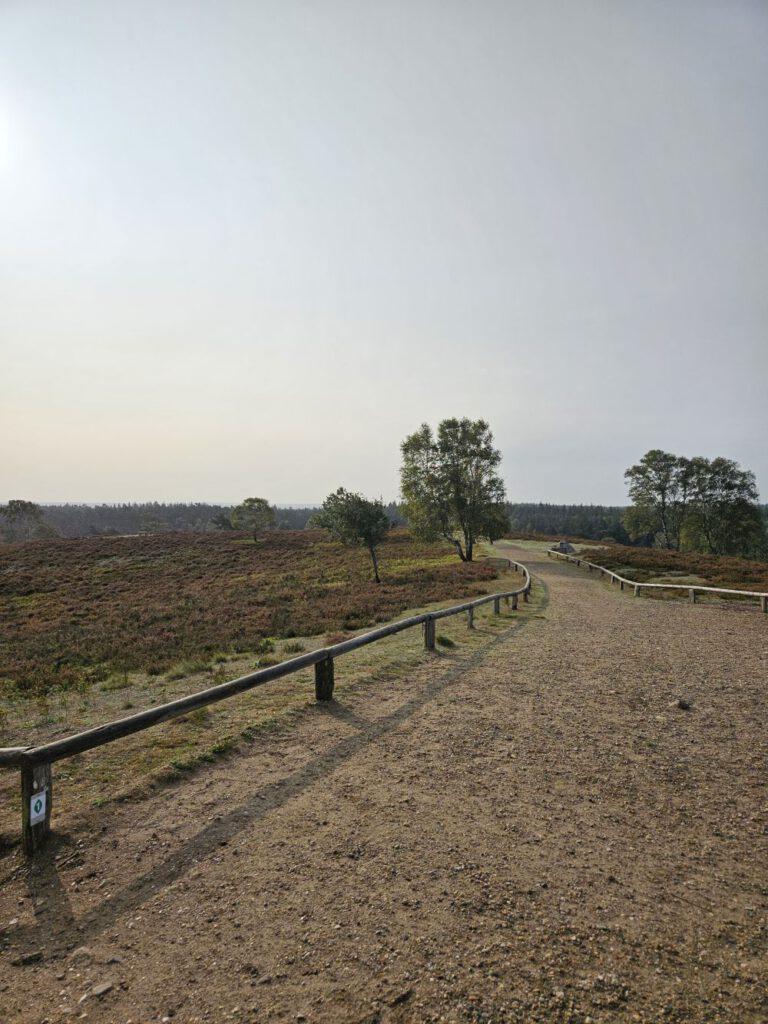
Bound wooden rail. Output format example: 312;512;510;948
548;549;768;612
1;559;532;856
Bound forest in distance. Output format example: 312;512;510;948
3;500;765;550
5;500;634;543
1;499;766;551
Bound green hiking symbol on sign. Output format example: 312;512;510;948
33;798;43;815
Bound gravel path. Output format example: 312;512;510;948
0;544;766;1023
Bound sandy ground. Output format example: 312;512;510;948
0;544;766;1024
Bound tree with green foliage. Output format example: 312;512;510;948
623;450;693;550
400;418;508;562
623;450;764;557
231;497;276;541
312;488;390;583
0;500;51;542
684;456;764;556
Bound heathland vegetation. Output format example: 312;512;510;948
0;529;499;698
576;543;768;593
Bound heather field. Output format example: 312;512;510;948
578;543;768;592
0;529;499;696
0;529;523;845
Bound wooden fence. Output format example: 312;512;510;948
548;549;768;612
0;560;532;857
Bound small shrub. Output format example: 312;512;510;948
282;641;306;654
184;659;212;674
86;664;111;684
99;676;131;692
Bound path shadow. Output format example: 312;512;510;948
14;616;532;956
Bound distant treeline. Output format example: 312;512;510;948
504;503;630;542
32;502;407;538
36;503;312;537
33;501;627;541
38;503;233;537
5;500;765;552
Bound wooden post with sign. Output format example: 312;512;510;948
22;762;52;857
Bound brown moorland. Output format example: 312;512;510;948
0;529;498;695
577;543;768;592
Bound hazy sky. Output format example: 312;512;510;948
1;0;766;505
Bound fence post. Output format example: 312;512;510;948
467;606;475;629
314;656;334;701
620;580;624;591
512;593;518;610
523;584;530;603
423;616;436;650
493;597;501;614
634;585;640;597
762;596;767;614
689;589;696;604
22;761;52;857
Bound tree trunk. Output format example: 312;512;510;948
463;526;474;562
369;544;381;583
450;538;467;561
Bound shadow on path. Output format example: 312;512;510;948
16;606;540;957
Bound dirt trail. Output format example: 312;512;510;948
1;545;766;1024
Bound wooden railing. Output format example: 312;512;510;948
1;560;532;856
548;549;768;612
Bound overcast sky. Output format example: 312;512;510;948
1;0;766;506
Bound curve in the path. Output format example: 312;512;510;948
0;544;765;1024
